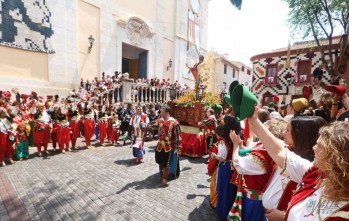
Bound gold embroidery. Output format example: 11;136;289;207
250;155;265;170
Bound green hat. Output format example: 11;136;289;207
268;102;275;108
213;104;223;115
231;84;258;121
229;80;240;106
223;95;231;105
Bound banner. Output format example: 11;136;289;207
230;0;242;10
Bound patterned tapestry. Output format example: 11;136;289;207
0;0;54;53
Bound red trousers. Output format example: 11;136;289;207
36;143;48;153
0;133;13;161
84;119;95;146
51;123;59;149
99;122;108;144
110;128;119;144
70;120;81;147
58;126;71;150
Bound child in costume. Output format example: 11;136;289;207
15;122;30;160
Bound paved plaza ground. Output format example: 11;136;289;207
0;138;221;221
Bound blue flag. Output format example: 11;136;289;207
230;0;242;10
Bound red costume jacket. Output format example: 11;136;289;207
156;118;179;152
231;143;274;195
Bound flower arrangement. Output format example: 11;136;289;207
204;92;221;108
176;90;220;108
176;91;196;107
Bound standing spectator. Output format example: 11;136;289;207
86;79;91;91
80;78;85;88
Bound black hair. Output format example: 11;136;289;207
312;67;323;80
162;105;171;115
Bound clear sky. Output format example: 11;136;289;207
207;0;291;67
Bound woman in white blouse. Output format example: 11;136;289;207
245;106;349;221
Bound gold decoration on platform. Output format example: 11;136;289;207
176;90;220;108
199;50;215;89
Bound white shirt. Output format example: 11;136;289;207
311;87;323;104
288;186;347;221
262;166;290;209
283;149;348;221
233;154;266;175
130;114;149;129
217;141;228;160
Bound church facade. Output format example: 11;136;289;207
0;0;209;96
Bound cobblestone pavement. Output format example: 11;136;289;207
0;138;221;221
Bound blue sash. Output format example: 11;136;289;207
169;150;180;180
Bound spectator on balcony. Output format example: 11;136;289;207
80;78;85;89
85;79;91;91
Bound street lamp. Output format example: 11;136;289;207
196;85;205;102
167;59;173;71
88;35;95;53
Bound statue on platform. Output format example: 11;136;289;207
186;55;205;90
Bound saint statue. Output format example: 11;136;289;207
186;55;204;90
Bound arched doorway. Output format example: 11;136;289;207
122;43;148;80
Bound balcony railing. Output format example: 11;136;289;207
92;79;184;104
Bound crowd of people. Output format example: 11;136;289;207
78;71;191;104
0;72;187;186
1;67;349;220
198;68;349;220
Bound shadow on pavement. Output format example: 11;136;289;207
197;184;209;189
116;173;162;194
113;159;139;167
179;156;208;164
181;166;192;172
187;194;221;221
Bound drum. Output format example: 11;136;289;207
140;122;148;130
